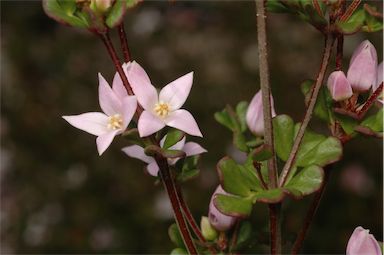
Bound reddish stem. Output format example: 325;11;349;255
268;204;281;255
339;0;361;22
335;35;344;71
118;23;131;63
156;156;198;255
357;83;383;119
291;166;331;254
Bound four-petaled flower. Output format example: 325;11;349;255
122;135;207;176
63;72;137;155
126;61;203;138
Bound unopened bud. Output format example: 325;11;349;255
327;71;353;101
200;216;218;241
246;90;276;136
208;186;237;232
347;40;378;92
91;0;113;13
346;226;381;255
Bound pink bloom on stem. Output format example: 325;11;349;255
346;226;382;255
246;90;276;136
209;185;237;232
122;135;206;176
126;61;202;137
63;73;137;155
327;71;353;101
347;40;378;92
374;62;383;104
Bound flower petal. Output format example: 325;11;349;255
124;61;151;84
164;109;202;137
98;73;123;115
121;145;154;164
121;96;137;131
183;142;207;156
63;112;109;136
159;72;193;110
147;161;160;176
96;130;119;155
112;72;128;101
127;62;158;110
346;226;381;255
137;110;166;137
160;135;186;150
374;62;383;91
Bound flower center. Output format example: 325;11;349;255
154;102;170;118
107;114;123;130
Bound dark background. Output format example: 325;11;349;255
1;1;382;254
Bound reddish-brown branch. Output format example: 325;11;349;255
118;23;131;63
357;83;383;119
340;0;361;22
268;204;281;255
335;35;344;71
156;156;198;255
291;167;331;255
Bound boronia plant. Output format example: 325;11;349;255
43;0;383;254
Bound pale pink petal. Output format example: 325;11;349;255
164;109;202;137
63;112;109;136
127;62;158;110
112;72;128;101
121;145;154;164
159;72;193;110
209;186;237;231
121;96;137;131
96;130;119;155
137;110;166;137
125;61;151;84
327;71;353;101
168;137;186;151
183;142;207;157
147;161;160;176
98;73;123;115
374;62;383;91
346;226;381;255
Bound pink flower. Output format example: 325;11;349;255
208;185;237;232
374;62;383;104
63;73;137;155
347;40;378;92
246;90;276;136
126;61;202;137
346;226;382;255
122;135;206;176
327;71;353;101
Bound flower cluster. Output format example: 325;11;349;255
327;40;383;104
63;62;203;157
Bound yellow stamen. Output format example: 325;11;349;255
154;102;170;118
107;114;123;130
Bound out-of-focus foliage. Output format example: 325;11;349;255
1;1;382;254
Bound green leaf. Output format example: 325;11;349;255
335;114;359;135
273;115;295;161
170;248;187;255
246;137;264;148
253;188;286;203
361;108;383;132
144;145;186;159
250;144;273;162
163;129;185;149
200;216;218;241
214;110;235;131
266;0;290;13
362;4;383;32
214;194;253;218
106;0;127;28
176;156;200;182
126;0;141;8
336;9;366;34
234;221;252;250
236;101;249;132
285;165;324;198
43;0;89;28
233;131;248;152
217;157;259;197
168;224;185;249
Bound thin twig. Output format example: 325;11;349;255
335;35;344;71
156;156;198;255
339;0;361;22
291;166;331;255
268;204;281;255
278;35;334;187
175;185;217;255
253;162;268;190
357;83;383;119
118;23;131;63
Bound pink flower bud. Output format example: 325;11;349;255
327;71;353;101
346;226;382;255
374;62;383;92
208;186;237;232
246;90;276;136
347;40;378;92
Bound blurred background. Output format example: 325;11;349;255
1;1;382;254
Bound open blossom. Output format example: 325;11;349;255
347;40;378;92
209;185;237;232
122;135;206;176
327;71;353;101
346;226;382;255
63;73;137;155
246;90;276;136
126;61;202;137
